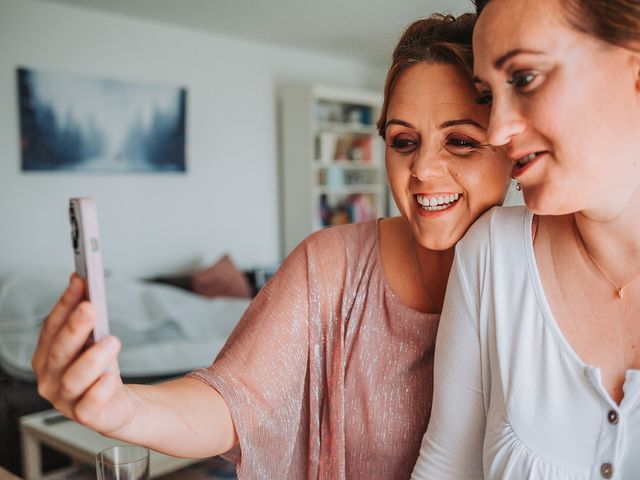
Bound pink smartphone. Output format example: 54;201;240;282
69;198;109;343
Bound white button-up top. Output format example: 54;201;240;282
412;206;640;480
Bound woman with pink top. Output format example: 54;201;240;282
32;13;511;479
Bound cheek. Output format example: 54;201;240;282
524;72;625;169
385;158;412;197
523;100;561;150
528;98;598;176
454;157;511;208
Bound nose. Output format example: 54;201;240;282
486;95;526;147
411;142;445;181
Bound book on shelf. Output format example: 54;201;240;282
317;133;374;164
316;100;374;126
319;194;377;227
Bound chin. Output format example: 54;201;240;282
417;234;459;251
523;187;574;216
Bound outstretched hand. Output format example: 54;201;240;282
32;274;136;435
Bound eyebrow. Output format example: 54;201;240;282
385;119;414;129
439;119;485;130
385;118;485;131
473;48;545;84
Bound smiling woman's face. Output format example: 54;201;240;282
473;0;640;219
385;62;511;250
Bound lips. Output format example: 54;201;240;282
517;152;538;167
511;150;547;178
415;193;462;213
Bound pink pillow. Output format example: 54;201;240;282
191;254;252;298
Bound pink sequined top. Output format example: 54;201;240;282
188;220;439;479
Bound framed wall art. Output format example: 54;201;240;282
17;67;187;173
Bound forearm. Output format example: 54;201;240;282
106;377;238;458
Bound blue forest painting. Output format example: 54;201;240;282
18;68;187;172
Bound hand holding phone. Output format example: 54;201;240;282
69;198;109;342
30;198;126;436
31;198;234;453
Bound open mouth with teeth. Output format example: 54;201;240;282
416;193;461;212
516;151;546;169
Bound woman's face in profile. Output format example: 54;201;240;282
385;62;511;251
473;0;640;219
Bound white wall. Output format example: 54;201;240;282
0;0;385;281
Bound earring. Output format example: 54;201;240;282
515;181;521;191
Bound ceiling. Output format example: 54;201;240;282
41;0;470;66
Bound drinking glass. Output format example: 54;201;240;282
96;445;150;480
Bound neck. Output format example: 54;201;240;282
414;243;455;273
574;188;640;283
414;242;456;312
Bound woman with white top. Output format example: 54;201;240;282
412;0;640;478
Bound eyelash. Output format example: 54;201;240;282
447;136;479;149
507;70;537;89
387;135;479;153
475;70;541;105
476;92;493;105
388;137;417;152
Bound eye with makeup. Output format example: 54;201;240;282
507;70;543;92
475;91;493;106
444;134;482;156
387;134;418;154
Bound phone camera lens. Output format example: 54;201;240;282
70;214;79;251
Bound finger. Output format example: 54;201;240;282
44;301;96;377
59;336;121;402
73;371;121;428
37;302;97;404
33;275;85;373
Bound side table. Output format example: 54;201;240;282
19;410;199;480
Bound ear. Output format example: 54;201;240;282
632;51;640;93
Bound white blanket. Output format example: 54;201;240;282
0;271;249;381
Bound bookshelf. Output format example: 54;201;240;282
279;85;387;257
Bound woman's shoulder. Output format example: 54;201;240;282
459;205;530;246
293;221;380;293
301;220;378;255
452;206;532;297
458;205;530;251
